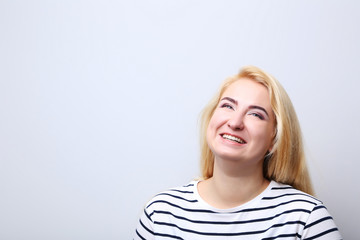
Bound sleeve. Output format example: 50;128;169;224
134;207;155;240
302;204;342;240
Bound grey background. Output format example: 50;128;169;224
1;0;359;239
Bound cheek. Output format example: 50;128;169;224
249;123;274;143
207;114;218;131
205;124;215;153
208;110;227;126
206;113;222;141
206;119;216;140
262;126;276;147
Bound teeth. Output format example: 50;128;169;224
222;134;245;144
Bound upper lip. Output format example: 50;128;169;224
220;133;247;143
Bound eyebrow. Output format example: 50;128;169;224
221;97;238;104
220;97;269;117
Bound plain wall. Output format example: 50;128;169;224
0;0;359;239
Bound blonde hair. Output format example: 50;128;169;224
199;66;314;195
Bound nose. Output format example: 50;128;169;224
227;112;245;130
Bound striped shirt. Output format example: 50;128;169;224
134;180;342;239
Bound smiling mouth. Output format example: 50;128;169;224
221;134;246;144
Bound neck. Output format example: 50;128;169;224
198;158;270;209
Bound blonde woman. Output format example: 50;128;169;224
134;66;341;239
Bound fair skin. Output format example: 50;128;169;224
198;78;276;209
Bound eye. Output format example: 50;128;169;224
249;112;264;120
220;103;234;110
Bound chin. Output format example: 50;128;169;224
214;152;244;162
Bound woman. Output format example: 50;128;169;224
134;66;342;239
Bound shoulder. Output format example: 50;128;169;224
260;182;342;238
135;183;197;239
265;181;322;204
261;181;324;216
144;181;199;214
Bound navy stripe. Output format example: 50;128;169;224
264;192;321;203
263;193;312;200
148;199;315;216
262;233;301;240
303;227;339;240
154;220;305;237
148;200;216;214
154;221;265;236
139;219;154;235
270;220;306;228
152;209;309;226
304;216;333;229
313;205;327;211
154;232;184;239
168;189;193;194
182;183;194;187
155;193;198;203
271;186;294;190
262;192;301;200
135;229;146;240
233;199;316;213
144;209;152;222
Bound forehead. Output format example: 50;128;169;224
221;78;271;106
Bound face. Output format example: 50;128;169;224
206;78;275;165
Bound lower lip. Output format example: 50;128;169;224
220;135;246;146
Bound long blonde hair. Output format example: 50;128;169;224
200;66;314;195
